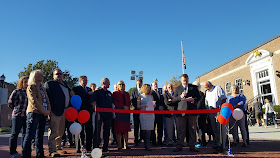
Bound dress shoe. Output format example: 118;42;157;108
157;142;165;146
49;152;60;157
102;148;109;153
57;149;67;154
242;143;247;147
190;148;199;152
173;148;182;152
167;144;173;147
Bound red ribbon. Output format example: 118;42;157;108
96;107;220;114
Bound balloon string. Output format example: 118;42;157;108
226;120;237;151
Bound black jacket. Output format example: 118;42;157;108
163;92;178;117
130;88;140;110
151;90;166;111
72;85;92;112
44;80;71;116
173;84;200;116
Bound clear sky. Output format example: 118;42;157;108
1;0;280;91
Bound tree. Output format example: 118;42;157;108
18;60;78;88
166;75;181;88
128;87;136;95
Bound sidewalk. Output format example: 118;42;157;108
0;125;279;158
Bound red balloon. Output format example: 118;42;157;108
78;110;90;123
218;114;229;125
65;107;78;122
221;103;234;112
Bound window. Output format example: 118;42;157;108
257;70;269;79
225;82;231;96
235;78;243;94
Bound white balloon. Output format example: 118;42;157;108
69;123;82;135
232;108;244;120
91;148;102;158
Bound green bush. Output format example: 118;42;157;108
274;105;280;113
0;127;11;132
263;105;280;113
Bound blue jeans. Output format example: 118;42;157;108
22;113;46;158
265;112;277;126
9;116;26;155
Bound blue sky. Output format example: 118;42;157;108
1;0;280;91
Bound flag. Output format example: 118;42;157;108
182;51;186;69
181;40;186;69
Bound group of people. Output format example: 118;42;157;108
253;98;278;129
8;69;278;158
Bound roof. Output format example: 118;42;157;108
196;34;280;79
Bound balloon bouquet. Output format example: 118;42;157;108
64;95;102;158
218;103;244;157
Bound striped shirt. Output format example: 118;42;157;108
7;89;28;117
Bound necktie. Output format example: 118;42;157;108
156;90;160;98
84;86;88;93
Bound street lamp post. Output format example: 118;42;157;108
0;74;6;88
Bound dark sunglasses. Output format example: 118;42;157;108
55;73;63;75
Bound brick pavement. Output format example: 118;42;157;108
1;131;280;158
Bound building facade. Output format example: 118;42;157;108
196;34;280;106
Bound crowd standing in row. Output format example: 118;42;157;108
7;69;278;158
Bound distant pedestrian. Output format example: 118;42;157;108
252;98;264;126
264;99;278;128
8;76;29;158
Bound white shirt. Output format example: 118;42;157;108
265;102;275;114
205;85;226;109
182;84;188;93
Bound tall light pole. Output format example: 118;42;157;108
0;74;6;88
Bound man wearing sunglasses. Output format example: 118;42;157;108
44;68;74;157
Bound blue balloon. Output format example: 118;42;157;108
221;106;232;119
71;95;82;110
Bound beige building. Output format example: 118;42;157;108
196;34;280;106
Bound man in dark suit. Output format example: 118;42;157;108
130;78;144;146
163;83;177;147
173;74;200;152
72;76;94;153
151;81;165;146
